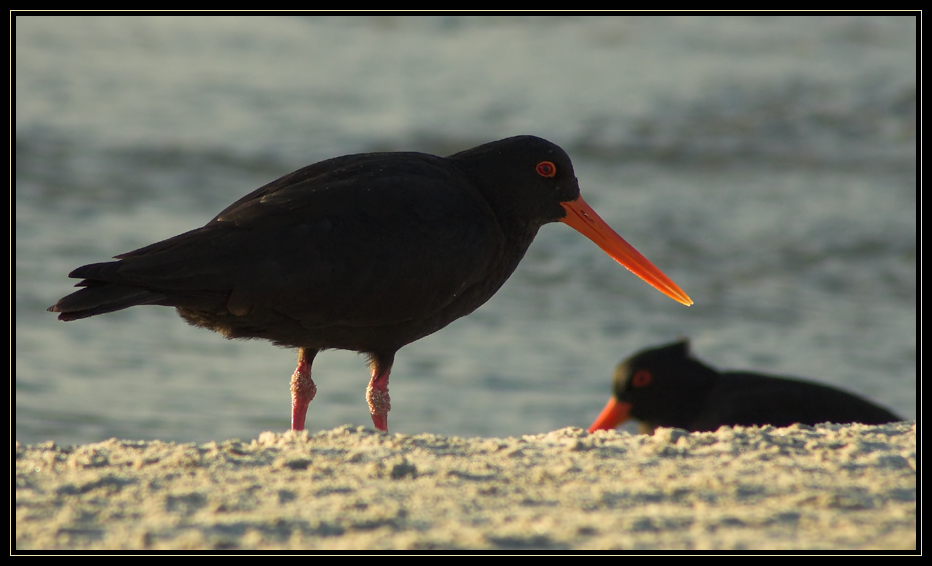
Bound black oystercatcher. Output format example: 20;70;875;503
588;340;902;434
49;135;692;432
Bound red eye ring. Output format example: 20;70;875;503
632;370;652;388
536;161;556;178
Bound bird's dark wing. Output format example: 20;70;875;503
694;373;901;429
70;156;505;329
208;152;438;226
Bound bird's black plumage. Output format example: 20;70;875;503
53;138;577;349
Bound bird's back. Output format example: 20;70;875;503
690;372;902;431
50;152;515;353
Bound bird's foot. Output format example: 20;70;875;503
366;362;392;432
366;383;390;432
290;348;318;431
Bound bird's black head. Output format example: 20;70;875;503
448;135;581;226
613;339;714;425
451;136;693;308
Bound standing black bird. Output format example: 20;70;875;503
49;135;692;432
588;340;901;434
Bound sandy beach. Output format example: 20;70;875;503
15;421;916;551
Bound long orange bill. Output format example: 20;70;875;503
587;397;634;432
560;196;693;306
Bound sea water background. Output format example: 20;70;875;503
15;16;917;445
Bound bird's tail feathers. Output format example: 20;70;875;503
48;284;167;321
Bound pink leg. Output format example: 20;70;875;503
290;348;318;431
366;353;394;432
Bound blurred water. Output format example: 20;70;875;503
15;15;916;445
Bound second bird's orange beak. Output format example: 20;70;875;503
587;397;634;432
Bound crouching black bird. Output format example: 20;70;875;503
589;340;901;434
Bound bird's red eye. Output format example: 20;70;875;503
632;370;652;388
536;161;556;177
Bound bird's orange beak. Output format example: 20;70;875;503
587;397;633;432
560;196;693;306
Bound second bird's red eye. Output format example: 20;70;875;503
536;161;556;177
632;370;652;388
